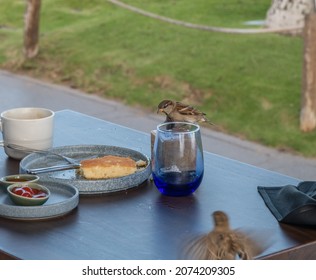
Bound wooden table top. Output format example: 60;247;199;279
1;110;316;260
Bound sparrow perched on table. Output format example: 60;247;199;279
181;211;266;260
157;99;213;125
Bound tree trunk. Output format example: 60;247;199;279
300;10;316;132
265;0;314;34
24;0;41;59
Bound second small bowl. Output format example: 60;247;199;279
0;174;39;188
7;183;50;206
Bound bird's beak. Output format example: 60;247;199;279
157;108;163;114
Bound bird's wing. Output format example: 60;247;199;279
176;102;205;116
180;230;267;260
181;234;217;260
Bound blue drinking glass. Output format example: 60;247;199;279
152;122;204;196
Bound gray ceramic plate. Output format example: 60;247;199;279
19;145;151;195
0;180;79;220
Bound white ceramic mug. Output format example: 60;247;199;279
0;107;54;159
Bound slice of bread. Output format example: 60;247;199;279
80;155;137;179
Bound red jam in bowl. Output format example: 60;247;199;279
12;185;48;198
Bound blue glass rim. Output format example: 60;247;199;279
157;122;200;134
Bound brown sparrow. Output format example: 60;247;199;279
181;211;267;260
157;100;213;124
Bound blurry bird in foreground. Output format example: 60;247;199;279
157;99;213;125
181;211;268;260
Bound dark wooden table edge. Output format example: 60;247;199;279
258;240;316;260
0;249;19;260
2;241;316;260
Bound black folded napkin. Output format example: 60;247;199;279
257;181;316;226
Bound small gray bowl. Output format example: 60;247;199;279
7;183;50;206
0;174;39;188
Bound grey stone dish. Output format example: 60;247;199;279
19;145;151;195
0;180;79;220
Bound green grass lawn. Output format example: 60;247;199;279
1;0;315;157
